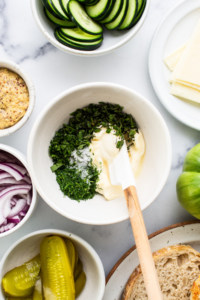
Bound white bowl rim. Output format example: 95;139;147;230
30;0;150;57
0;228;105;300
27;82;172;225
0;143;37;238
0;60;35;137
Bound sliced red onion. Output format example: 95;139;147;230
27;192;32;206
0;151;18;163
22;203;30;212
0;172;12;180
0;187;30;225
8;199;27;218
23;175;32;184
5;163;27;176
19;211;26;217
11;197;18;206
0;177;19;185
0;155;33;234
2;197;11;223
0;223;15;233
0;163;24;181
0;184;31;197
7;216;21;224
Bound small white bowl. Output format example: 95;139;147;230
0;229;105;300
0;60;35;137
0;144;37;237
27;82;172;225
31;0;149;56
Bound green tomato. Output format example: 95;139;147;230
176;143;200;219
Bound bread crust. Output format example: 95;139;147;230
122;245;200;300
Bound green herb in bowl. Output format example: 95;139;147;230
49;102;139;201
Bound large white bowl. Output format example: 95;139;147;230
0;229;105;300
31;0;149;56
27;82;172;225
0;60;35;137
0;144;37;238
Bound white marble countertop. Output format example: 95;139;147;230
0;0;200;283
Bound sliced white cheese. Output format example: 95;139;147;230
164;18;200;104
164;44;186;72
171;82;200;104
171;19;200;89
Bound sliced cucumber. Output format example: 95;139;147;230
44;0;147;51
100;0;123;24
77;0;90;2
44;7;76;27
85;0;111;20
60;27;102;42
85;0;100;6
137;0;143;11
118;0;138;30
95;0;115;21
59;0;71;17
42;0;63;19
127;0;146;28
50;0;69;19
55;28;103;50
68;0;103;35
105;0;128;30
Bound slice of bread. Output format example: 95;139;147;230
191;275;200;299
122;245;200;300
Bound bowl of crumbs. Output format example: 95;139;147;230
0;60;35;137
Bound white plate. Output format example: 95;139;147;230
149;0;200;130
103;222;200;300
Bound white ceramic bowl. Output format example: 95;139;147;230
0;229;105;300
27;82;172;225
0;60;35;137
0;144;37;238
31;0;149;56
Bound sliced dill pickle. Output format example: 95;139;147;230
2;255;41;297
74;259;83;280
6;297;33;300
75;271;86;297
40;235;75;300
65;239;77;272
33;277;43;300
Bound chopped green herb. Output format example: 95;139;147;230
56;167;99;201
49;102;138;200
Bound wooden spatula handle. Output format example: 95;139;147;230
124;186;163;300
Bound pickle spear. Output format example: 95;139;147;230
75;271;86;297
33;277;43;299
65;239;78;272
2;255;41;297
74;259;83;280
40;235;75;300
6;297;33;300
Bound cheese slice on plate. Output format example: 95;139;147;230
164;18;200;104
171;19;200;88
171;82;200;104
164;44;186;72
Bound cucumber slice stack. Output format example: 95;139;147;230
42;0;147;51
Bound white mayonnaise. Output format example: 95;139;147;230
90;128;145;200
